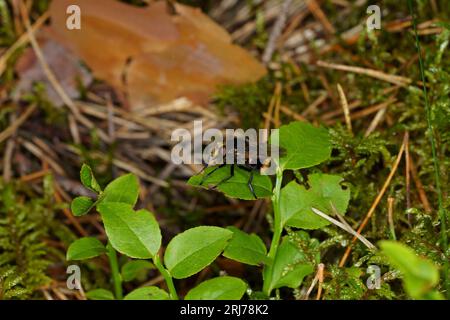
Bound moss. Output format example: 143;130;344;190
0;176;74;299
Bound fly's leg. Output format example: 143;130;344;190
211;164;235;190
247;170;257;199
200;163;226;185
238;165;258;199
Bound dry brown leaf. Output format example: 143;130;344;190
13;32;92;107
49;0;267;109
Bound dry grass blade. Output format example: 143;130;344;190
306;0;335;35
339;132;408;266
0;104;37;144
0;11;50;77
262;0;293;64
311;207;375;249
317;60;412;86
336;84;352;135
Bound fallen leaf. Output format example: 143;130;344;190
13;31;92;107
49;0;267;109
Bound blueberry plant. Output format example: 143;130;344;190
67;121;443;300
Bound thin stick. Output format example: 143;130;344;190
306;0;335;35
316;263;325;300
409;156;432;213
317;60;411;86
20;139;65;176
0;11;49;76
301;92;328;117
264;82;282;130
68;114;80;145
262;0;293;64
20;169;50;182
280;105;307;122
405;132;411;223
388;197;396;240
3;139;15;182
0;104;36;144
336;84;352;135
311;207;375;249
364;107;387;137
326;98;397;125
339;132;407;267
304;268;319;300
274;87;282;128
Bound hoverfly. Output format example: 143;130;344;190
198;135;273;199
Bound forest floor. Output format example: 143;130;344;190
0;0;448;300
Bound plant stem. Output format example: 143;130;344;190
106;242;123;300
263;167;284;296
153;254;178;300
408;0;449;298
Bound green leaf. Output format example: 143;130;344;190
379;241;443;300
80;164;101;193
164;226;233;279
123;286;169;300
71;196;94;216
185;276;247;300
102;174;139;206
188;165;272;200
281;174;350;229
121;260;155;282
271;122;331;170
223;227;267;266
66;237;106;260
264;236;314;292
86;289;115;300
98;202;161;259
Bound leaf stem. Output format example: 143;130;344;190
153;254;178;300
263;167;284;296
408;0;449;298
106;242;123;300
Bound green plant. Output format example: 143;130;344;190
380;241;443;300
69;165;247;300
0;176;72;299
69;121;356;299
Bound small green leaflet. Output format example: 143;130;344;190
271;122;331;170
102;174;140;206
185;276;247;300
380;241;443;300
164;226;233;279
223;227;268;266
121;260;155;282
98;202;161;259
280;174;350;229
71;196;94;216
188;165;272;200
263;236;314;292
80;164;101;193
66;237;106;260
86;289;115;300
124;287;169;300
